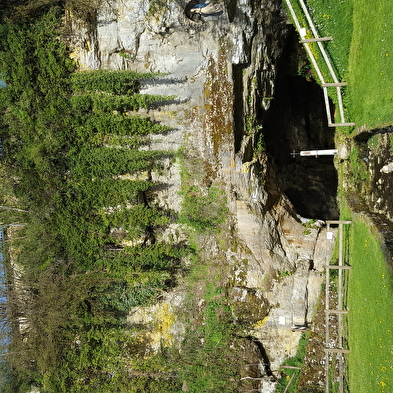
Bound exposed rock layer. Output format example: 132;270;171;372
67;0;338;388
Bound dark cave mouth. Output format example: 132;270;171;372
281;155;339;220
262;27;339;220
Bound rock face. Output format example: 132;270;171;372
67;0;338;388
341;128;393;264
351;128;393;221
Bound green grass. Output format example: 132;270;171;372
340;206;393;393
346;1;393;128
283;5;393;388
275;333;309;393
288;0;393;131
306;0;353;79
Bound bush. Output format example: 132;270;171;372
71;69;160;95
0;8;184;391
180;185;228;232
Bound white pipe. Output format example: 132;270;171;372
300;149;338;157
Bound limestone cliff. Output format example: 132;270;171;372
66;0;337;390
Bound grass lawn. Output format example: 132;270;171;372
347;1;393;128
306;0;353;79
345;217;393;392
297;0;393;130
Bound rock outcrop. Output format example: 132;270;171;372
67;0;338;389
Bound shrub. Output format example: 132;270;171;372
180;185;228;232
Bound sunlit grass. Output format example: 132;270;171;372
346;1;393;129
306;0;353;80
288;0;393;131
276;333;309;393
340;206;393;393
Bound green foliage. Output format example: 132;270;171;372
0;8;74;208
276;333;309;393
301;219;318;235
71;92;176;113
99;204;170;238
37;326;131;393
69;93;172;148
253;131;265;158
179;296;240;392
71;146;165;177
109;243;184;272
66;0;102;22
179;185;228;232
348;145;370;187
71;69;160;95
0;7;186;392
84;113;169;140
176;278;262;393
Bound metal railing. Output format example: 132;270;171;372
325;220;352;393
284;0;356;128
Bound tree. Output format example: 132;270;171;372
0;7;186;391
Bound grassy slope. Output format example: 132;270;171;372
306;0;393;130
306;0;353;78
347;1;393;128
291;1;393;392
335;2;393;390
347;218;393;392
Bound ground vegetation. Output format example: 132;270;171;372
0;7;189;392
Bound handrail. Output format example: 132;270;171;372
283;0;355;128
297;0;348;125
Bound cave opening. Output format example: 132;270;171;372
262;26;339;220
233;64;246;154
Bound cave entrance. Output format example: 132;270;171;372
262;26;339;220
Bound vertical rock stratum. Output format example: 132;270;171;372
66;0;337;389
